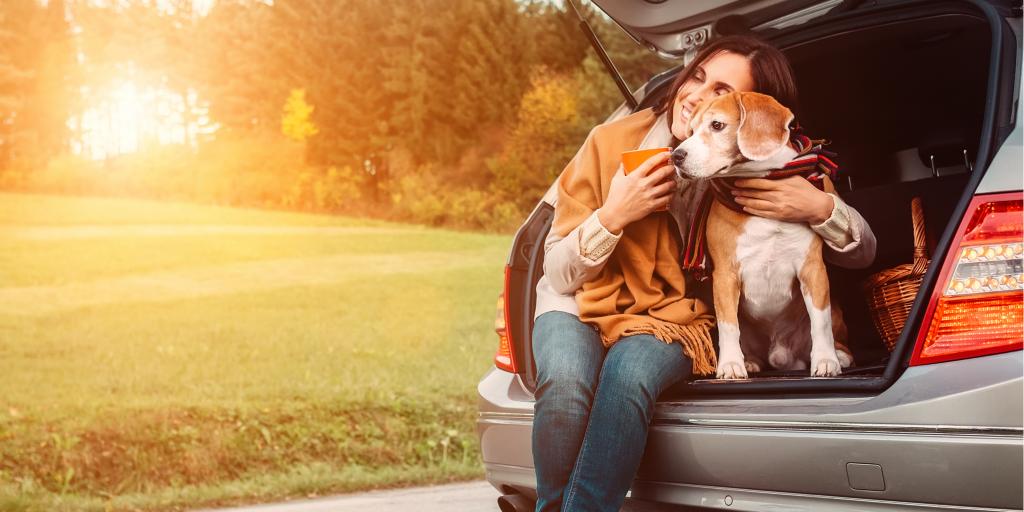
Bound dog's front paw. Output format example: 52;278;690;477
717;359;749;379
810;353;843;377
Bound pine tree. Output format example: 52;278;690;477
447;0;532;151
0;2;32;118
0;0;78;170
19;0;77;159
0;5;34;170
193;0;285;133
523;2;591;74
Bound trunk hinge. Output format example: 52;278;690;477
567;0;638;110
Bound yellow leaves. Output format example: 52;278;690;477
512;71;580;147
488;69;588;209
281;88;319;142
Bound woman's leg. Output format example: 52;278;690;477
531;311;606;512
561;334;692;512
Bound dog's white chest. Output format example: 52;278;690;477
735;217;814;319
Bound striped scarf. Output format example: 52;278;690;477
682;128;839;280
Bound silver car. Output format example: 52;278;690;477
477;1;1024;510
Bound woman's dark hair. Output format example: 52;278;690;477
654;35;799;133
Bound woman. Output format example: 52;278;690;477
531;35;876;512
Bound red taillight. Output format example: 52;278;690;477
494;265;518;373
911;192;1024;366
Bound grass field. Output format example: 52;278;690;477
0;193;511;511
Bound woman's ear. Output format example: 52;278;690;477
736;92;794;161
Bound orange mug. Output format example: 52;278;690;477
621;147;673;175
622;147;673;211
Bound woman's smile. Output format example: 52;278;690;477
680;106;693;123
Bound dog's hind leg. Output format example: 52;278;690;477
767;315;810;371
831;300;855;368
798;241;842;377
737;314;770;374
744;354;766;374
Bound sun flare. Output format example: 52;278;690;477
70;78;217;160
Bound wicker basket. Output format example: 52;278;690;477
864;197;929;351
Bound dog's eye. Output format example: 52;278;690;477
710;120;726;131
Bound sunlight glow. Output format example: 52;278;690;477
70;78;218;160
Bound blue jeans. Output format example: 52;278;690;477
531;311;693;512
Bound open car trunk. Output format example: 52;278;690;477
504;0;1017;396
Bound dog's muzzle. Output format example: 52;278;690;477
671;148;693;180
671;148;687;167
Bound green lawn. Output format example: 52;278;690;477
0;193;511;511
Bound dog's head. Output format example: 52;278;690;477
672;91;795;180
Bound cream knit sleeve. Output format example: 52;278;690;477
813;193;877;269
542;209;622;295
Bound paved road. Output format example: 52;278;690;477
195;480;501;512
196;480;702;512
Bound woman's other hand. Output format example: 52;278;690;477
598;151;677;234
731;176;834;224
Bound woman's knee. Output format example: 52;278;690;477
599;336;690;402
535;351;602;412
532;313;603;382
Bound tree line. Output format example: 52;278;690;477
0;0;671;231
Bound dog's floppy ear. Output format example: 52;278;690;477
735;92;794;161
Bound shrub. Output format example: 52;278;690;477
488;69;587;212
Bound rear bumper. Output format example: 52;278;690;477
477;351;1024;511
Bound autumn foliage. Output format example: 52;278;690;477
0;0;669;232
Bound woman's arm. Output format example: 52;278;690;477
731;176;877;269
543;209;623;295
811;194;877;269
545;136;677;294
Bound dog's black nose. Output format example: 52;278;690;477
671;149;687;167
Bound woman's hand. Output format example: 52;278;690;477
598;151;677;234
731;176;834;224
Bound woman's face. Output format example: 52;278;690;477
671;51;755;140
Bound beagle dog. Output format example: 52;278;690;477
672;91;853;379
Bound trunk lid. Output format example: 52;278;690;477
589;0;840;58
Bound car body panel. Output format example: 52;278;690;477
626;481;1020;512
478;351;1024;510
978;109;1022;194
978;20;1022;195
657;354;1024;428
637;423;1020;509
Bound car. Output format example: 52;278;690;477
476;1;1024;511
